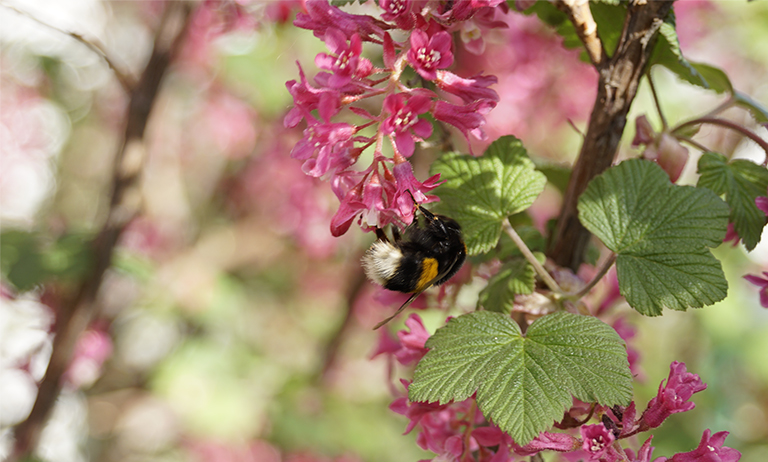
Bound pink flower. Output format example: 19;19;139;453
291;121;358;178
433;99;493;145
580;424;619;461
391;161;442;223
436;70;499;105
641;361;707;428
755;195;768;215
394;314;430;365
284;63;340;128
315;30;372;88
381;93;434;157
407;29;454;80
380;0;416;30
512;431;579;456
668;430;741;462
722;223;741;247
744;271;768;308
294;0;386;42
624;436;657;462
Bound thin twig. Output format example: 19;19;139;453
567;252;616;300
502;219;563;294
647;71;667;130
672;116;768;164
0;1;135;91
9;3;194;460
555;0;607;68
677;136;712;153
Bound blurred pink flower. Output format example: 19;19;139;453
63;327;113;389
623;436;657;462
743;271;768;308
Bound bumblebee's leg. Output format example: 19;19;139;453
375;227;390;243
391;225;402;243
373;292;420;330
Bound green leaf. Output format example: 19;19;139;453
578;159;729;316
478;255;542;313
734;91;768;124
697;152;768;251
650;11;733;94
430;136;547;255
589;2;626;57
410;311;632;445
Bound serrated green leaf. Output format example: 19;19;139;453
578;159;729;316
734;91;768;124
697;152;768;251
430;136;547;255
410;311;632;445
650;11;733;94
478;256;541;313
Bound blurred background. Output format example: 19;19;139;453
1;1;767;461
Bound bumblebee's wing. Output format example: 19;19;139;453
371;259;461;330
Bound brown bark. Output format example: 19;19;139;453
547;0;675;271
9;3;193;460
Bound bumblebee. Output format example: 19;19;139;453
362;196;466;329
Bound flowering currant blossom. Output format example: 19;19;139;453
381;93;434;157
286;0;503;236
640;361;707;428
315;30;372;88
580;424;620;462
407;29;454;80
663;429;741;462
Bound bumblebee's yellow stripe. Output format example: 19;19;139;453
415;257;439;292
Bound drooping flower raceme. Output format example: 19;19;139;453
286;0;503;236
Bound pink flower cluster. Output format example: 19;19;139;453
285;0;503;236
374;327;740;462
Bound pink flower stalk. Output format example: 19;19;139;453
580;424;619;462
315;30;372;88
663;430;741;462
408;29;454;80
435;70;499;105
641;361;707;429
381;93;434;157
744;271;768;308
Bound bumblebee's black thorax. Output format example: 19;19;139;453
382;210;466;294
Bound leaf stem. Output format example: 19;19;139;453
672;116;768;165
647;71;667;130
502;219;563;294
568;253;617;301
677;136;712;153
